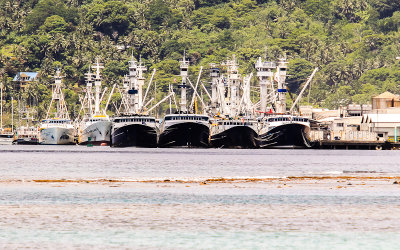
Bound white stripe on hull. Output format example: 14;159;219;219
39;127;75;145
79;121;112;144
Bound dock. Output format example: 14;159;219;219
313;140;395;150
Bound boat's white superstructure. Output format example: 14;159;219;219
78;60;112;145
39;69;74;145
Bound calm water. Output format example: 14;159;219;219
0;145;400;249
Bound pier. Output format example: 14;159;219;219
313;140;393;150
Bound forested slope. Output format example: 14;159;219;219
1;0;400;120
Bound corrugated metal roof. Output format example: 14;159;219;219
13;72;38;82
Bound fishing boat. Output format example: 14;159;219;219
256;57;318;148
209;56;258;148
158;113;210;147
258;115;312;148
38;69;74;145
78;60;112;145
158;55;210;147
210;118;258;148
111;56;160;147
13;126;39;145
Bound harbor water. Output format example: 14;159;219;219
1;145;400;249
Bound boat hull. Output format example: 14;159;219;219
211;126;258;149
111;124;157;148
39;127;75;145
158;122;210;148
259;123;311;148
79;121;112;145
13;138;39;145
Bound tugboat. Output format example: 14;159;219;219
257;57;314;148
111;56;159;147
210;56;258;148
78;60;112;145
158;55;210;147
39;69;75;145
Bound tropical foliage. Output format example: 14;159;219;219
1;0;400;124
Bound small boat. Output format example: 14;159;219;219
13;126;39;145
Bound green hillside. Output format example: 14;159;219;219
1;0;400;121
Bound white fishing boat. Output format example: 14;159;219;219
39;69;75;145
78;60;112;145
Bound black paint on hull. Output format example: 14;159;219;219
259;123;311;148
211;126;258;149
111;124;157;148
13;138;39;145
158;122;210;148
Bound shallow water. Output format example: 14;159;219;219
0;145;399;249
1;145;400;180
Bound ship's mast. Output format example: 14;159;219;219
275;57;288;114
83;67;94;117
227;55;240;117
255;57;276;113
179;55;189;113
209;64;220;114
92;58;104;115
137;57;146;111
46;68;69;120
127;56;138;114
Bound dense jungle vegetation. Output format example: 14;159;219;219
1;0;400;123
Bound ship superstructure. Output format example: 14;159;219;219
158;55;210;147
210;55;258;148
78;59;112;145
111;56;159;147
39;69;75;145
